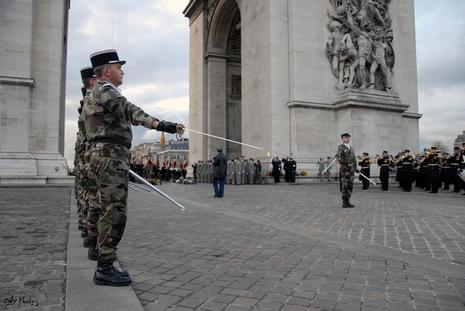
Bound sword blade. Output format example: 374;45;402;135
359;171;377;186
185;128;287;157
129;181;150;192
458;170;465;182
128;183;138;191
129;170;186;211
322;158;336;174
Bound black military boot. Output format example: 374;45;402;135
93;261;132;286
112;262;130;277
342;198;349;208
87;237;98;260
88;246;98;261
83;235;90;248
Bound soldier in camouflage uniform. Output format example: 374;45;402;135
75;67;101;254
75;67;97;241
336;133;358;208
73;90;85;230
82;49;184;286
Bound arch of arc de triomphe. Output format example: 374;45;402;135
183;0;421;164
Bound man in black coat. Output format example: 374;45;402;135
282;157;291;182
289;158;297;183
212;148;228;198
271;157;281;183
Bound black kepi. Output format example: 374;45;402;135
90;49;126;69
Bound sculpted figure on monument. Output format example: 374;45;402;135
325;20;346;79
326;0;394;91
369;30;392;90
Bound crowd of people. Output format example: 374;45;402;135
192;157;264;185
129;160;188;183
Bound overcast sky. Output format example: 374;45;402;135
64;0;465;165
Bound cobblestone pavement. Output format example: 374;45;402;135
164;184;465;264
0;187;71;311
118;183;465;311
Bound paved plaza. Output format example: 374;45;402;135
1;183;464;311
118;183;465;311
0;187;70;311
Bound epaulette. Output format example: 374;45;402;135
102;82;122;96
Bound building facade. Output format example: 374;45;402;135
131;139;189;168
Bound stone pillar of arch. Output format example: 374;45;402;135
0;0;70;184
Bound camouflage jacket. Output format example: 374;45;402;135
75;95;88;154
83;80;156;149
336;144;357;173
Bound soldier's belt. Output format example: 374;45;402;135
92;138;131;149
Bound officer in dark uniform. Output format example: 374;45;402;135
413;155;420;188
289;157;297;183
402;150;414;192
358;152;371;190
461;143;465;193
282;157;291;182
441;153;452;190
426;147;441;193
450;147;461;192
271;157;281;183
377;151;392;191
419;154;430;191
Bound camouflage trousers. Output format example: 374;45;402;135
339;169;354;200
88;143;130;263
75;153;89;226
82;162;98;239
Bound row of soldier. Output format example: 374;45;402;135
192;158;263;185
130;162;188;182
356;145;465;194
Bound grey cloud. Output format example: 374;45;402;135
65;1;190;164
415;0;465;88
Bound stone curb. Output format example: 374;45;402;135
65;195;144;311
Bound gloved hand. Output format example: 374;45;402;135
156;121;178;134
355;169;360;173
176;123;185;135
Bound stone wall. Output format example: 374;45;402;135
0;0;70;183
